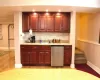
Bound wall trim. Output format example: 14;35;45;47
15;64;22;68
87;61;100;75
70;64;75;68
77;39;100;46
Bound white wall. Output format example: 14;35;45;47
70;11;76;68
0;0;99;8
14;12;22;68
76;13;100;74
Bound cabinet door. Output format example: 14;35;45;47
54;14;63;32
39;15;46;31
30;13;38;31
46;14;54;32
30;51;38;64
62;14;70;32
21;52;30;65
64;50;71;65
44;51;51;64
22;13;29;32
39;51;45;64
64;46;72;65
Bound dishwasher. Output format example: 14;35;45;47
51;46;64;66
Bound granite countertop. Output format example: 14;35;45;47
20;42;72;45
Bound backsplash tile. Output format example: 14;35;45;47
21;32;69;43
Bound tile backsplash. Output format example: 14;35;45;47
21;32;70;43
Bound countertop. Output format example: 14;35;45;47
20;42;72;45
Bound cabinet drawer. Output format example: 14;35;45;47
39;46;51;51
64;45;72;50
32;46;38;50
21;45;32;49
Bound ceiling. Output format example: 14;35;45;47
0;6;100;18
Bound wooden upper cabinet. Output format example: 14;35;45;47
54;13;63;32
54;13;70;32
38;14;46;31
29;13;39;31
45;13;54;32
22;13;29;32
62;13;70;32
38;13;54;32
22;12;70;32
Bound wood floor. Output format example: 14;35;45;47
0;50;15;72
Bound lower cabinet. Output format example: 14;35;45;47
44;51;51;64
21;45;71;66
39;51;51;65
30;51;38;64
39;51;44;64
21;52;30;65
64;45;72;65
20;45;51;65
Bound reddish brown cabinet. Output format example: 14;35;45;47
22;13;29;32
38;46;51;65
64;45;72;65
44;51;51;64
20;45;51;65
54;13;63;32
29;13;39;31
38;14;46;31
54;13;70;32
21;52;30;64
22;12;70;32
20;45;38;65
30;51;38;64
39;51;44;64
62;13;70;32
45;13;54;32
38;13;54;32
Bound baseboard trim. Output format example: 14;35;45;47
15;64;22;68
87;61;100;75
70;64;75;68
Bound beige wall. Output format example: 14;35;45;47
0;17;14;49
0;25;8;48
76;12;100;74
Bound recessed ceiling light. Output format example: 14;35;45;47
32;9;35;12
46;9;48;12
58;10;61;12
46;13;49;16
56;13;60;16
